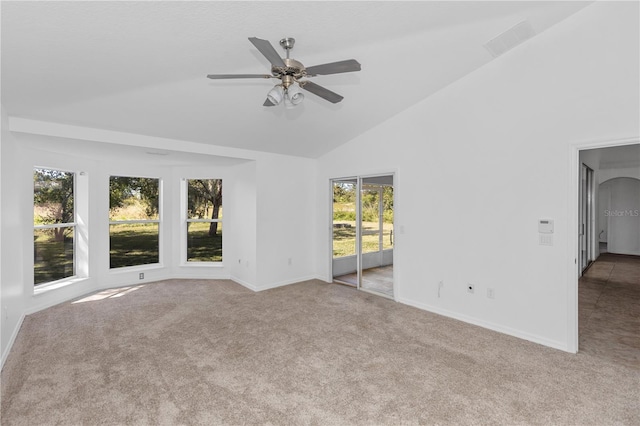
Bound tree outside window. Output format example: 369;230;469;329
33;168;75;285
109;176;160;268
186;179;222;262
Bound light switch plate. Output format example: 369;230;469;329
539;234;553;246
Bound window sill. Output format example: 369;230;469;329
109;264;164;274
34;276;88;296
180;262;224;268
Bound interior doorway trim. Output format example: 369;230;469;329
568;136;639;353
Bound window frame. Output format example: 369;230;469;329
108;175;162;270
33;167;77;289
182;178;223;266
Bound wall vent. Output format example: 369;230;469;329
484;20;536;58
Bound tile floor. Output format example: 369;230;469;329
334;265;394;297
579;253;640;369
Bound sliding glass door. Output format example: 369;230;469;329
332;175;394;298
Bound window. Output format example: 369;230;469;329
186;179;222;262
34;168;76;285
109;176;160;268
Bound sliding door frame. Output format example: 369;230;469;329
330;172;396;300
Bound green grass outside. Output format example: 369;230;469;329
333;221;393;258
35;213;384;283
187;222;222;262
109;223;159;268
34;228;74;285
34;222;223;285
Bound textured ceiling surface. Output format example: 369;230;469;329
1;1;592;158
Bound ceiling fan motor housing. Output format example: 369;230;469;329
272;58;306;88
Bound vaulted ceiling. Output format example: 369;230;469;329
1;1;593;158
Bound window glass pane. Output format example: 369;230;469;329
34;168;74;225
361;186;381;254
110;223;159;268
187;222;222;262
187;179;223;220
333;181;357;258
109;176;159;221
383;186;394;250
34;227;75;285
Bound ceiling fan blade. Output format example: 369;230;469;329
305;59;361;76
301;81;344;104
263;98;275;107
248;37;286;68
207;74;271;79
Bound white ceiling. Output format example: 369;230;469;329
1;1;593;159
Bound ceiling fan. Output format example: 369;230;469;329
207;37;361;107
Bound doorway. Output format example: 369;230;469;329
575;141;640;361
331;174;394;298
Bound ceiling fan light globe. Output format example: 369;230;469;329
287;85;305;105
283;95;296;109
267;86;284;105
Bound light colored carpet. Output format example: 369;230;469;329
2;279;639;425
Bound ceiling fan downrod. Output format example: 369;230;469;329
279;37;295;59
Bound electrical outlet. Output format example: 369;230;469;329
139;273;144;280
288;257;292;266
438;281;444;298
467;283;474;294
487;288;495;299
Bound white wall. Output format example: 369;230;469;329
227;161;258;286
255;155;317;290
600;166;640;183
316;1;639;351
598;166;640;246
600;177;640;256
1;105;26;367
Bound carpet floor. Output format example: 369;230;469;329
1;279;639;425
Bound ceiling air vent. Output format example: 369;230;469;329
484;20;536;58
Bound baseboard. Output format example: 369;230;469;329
1;312;25;371
170;271;232;281
229;276;258;292
607;251;640;257
397;297;569;353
